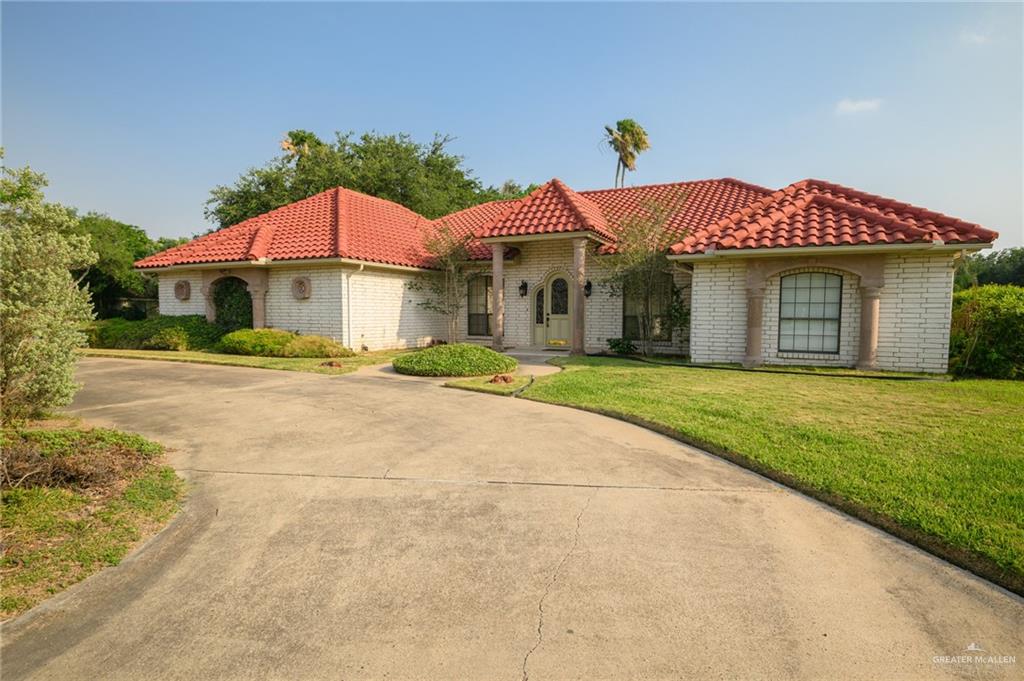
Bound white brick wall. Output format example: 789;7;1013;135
157;272;205;316
690;260;747;364
347;268;446;351
876;253;955;373
689;252;956;372
456;239;691;354
265;266;344;340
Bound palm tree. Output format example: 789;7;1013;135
604;119;651;188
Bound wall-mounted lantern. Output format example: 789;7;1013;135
584;280;593;297
518;281;528;297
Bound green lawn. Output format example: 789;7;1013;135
522;357;1024;590
1;427;185;618
79;347;408;375
445;374;532;396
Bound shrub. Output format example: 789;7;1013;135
87;315;224;351
949;285;1024;379
218;329;354;358
607;338;637;355
141;327;189;351
392;343;518;377
279;335;354;358
218;329;294;356
1;158;96;423
211;277;252;331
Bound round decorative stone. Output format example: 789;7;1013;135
173;280;191;301
292;276;312;299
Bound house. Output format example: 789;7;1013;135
135;177;998;373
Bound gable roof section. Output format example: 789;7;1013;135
474;179;616;242
670;179;998;255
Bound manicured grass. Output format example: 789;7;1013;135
445;374;532;396
522;356;1024;590
392;343;518;377
1;427;185;618
79;347;407;375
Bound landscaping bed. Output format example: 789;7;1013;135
521;356;1024;593
392;343;517;377
1;423;185;619
445;374;531;396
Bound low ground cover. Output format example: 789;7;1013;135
1;424;185;618
79;347;405;375
522;357;1024;591
445;374;531;396
392;343;518;377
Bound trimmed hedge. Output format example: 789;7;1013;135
392;343;518;377
217;329;354;358
949;284;1024;379
87;315;224;351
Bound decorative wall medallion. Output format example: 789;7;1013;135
174;280;191;301
292;276;312;299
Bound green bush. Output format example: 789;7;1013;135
607;338;637;355
279;335;355;358
218;329;294;356
87;315;225;351
218;329;354;358
141;327;189;351
212;277;252;331
392;343;518;377
949;284;1024;379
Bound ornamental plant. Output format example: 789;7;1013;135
0;155;97;423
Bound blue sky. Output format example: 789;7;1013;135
3;2;1022;248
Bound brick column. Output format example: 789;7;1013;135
571;237;587;356
743;286;765;367
491;243;504;352
857;286;882;369
245;286;266;329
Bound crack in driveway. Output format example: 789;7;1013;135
521;492;594;681
178;467;772;494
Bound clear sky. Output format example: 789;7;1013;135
3;2;1022;248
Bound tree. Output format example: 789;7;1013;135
412;220;473;343
206;130;531;229
604;189;689;356
1;155;96;423
604;119;651;188
73;214;154;317
955;247;1024;290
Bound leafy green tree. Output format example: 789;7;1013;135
604;189;689;356
1;155;96;423
206;130;532;228
955;247;1024;290
72;214;188;318
604;119;651;188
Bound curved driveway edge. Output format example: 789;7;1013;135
2;357;1021;681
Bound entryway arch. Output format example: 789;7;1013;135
200;268;269;328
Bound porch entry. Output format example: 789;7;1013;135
533;273;573;347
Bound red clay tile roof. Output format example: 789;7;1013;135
136;187;433;269
669;179;998;255
136;177;997;270
475;179;616;242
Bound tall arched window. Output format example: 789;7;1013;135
779;272;842;353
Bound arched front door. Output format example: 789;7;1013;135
533;274;573;347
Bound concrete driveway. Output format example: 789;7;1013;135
3;358;1021;680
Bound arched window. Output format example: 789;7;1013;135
467;276;492;336
779;272;842;353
